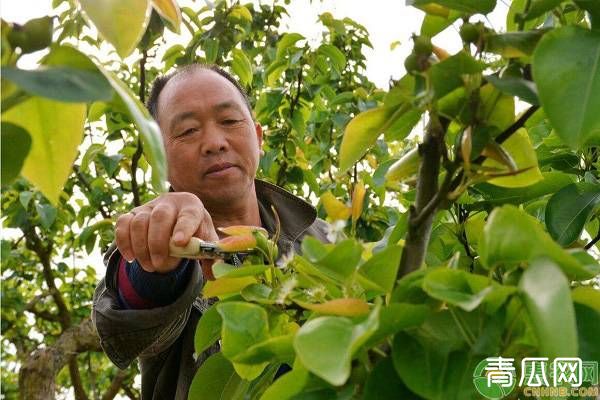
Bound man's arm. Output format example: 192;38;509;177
92;244;203;369
92;192;218;368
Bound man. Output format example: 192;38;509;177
92;64;329;399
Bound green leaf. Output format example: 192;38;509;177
364;303;430;347
484;75;539;105
533;26;600;149
574;303;600;362
203;38;219;64
363;357;417;400
545;182;600;246
203;276;256;297
234;335;294;364
479;84;515;132
384;108;422;141
358;245;402;294
293;303;380;386
276;33;305;59
480;205;600;280
483;128;543;188
6;16;53;54
216;302;270;361
259;364;308;400
571;286;600;313
194;305;222;355
78;0;152;58
301;236;329;263
19;191;33;209
1;67;113;103
429;51;485;99
2;97;86;204
1;122;31;184
473;171;576;204
408;0;496;14
392;332;479;400
575;0;600;30
384;74;416;108
423;269;492;312
35;203;57;229
522;0;564;20
231;48;253;87
96;65;167;193
339;106;397;172
519;258;578;359
188;352;246;400
317;44;347;73
507;0;546;31
485;30;546;58
420;10;463;37
215;265;269;279
316;239;363;281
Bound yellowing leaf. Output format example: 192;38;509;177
339;106;394;173
78;0;152;58
216;234;257;252
351;182;366;223
320;191;351;221
385;147;420;183
151;0;181;33
484;128;543;188
203;276;256;297
231;48;253;86
218;225;267;237
295;298;370;317
97;65;167;192
3;97;86;204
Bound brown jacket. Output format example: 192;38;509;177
92;180;329;399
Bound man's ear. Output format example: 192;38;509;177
255;122;263;149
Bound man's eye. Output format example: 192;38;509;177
222;119;242;125
178;128;197;136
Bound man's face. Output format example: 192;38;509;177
156;69;262;208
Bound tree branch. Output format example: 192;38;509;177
130;138;144;207
473;105;539;165
19;318;101;400
398;115;446;278
100;369;128;400
69;357;89;400
24;229;71;328
122;385;140;400
585;227;600;250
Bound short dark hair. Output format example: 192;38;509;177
146;64;253;121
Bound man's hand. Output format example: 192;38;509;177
115;192;219;273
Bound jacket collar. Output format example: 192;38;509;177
255;179;317;242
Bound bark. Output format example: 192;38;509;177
19;318;101;400
100;370;128;400
398;117;444;278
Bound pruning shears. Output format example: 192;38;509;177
169;237;248;259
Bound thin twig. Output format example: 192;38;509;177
73;165;111;219
585;228;600;250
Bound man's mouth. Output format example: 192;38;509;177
205;162;236;175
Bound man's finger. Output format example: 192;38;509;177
115;212;135;262
171;207;203;246
130;212;154;272
148;203;177;268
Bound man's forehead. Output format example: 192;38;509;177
157;69;246;118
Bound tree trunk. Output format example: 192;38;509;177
19;318;101;400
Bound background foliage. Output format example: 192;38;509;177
1;0;599;399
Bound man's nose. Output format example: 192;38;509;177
201;126;229;155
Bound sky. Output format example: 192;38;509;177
1;0;509;88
